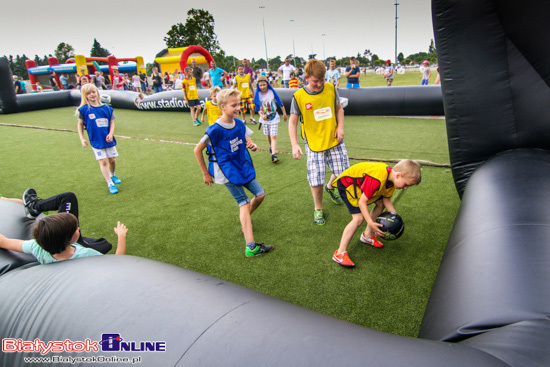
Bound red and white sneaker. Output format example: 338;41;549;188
360;232;384;248
332;250;355;268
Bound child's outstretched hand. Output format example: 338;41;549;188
114;221;128;237
80;138;88;147
246;140;257;151
369;222;385;237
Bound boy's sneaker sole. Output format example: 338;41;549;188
22;188;41;219
245;244;274;257
324;185;343;204
360;232;384;248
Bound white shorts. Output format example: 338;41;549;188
262;123;279;136
92;146;118;160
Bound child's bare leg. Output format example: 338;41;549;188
108;157;116;175
190;106;196;120
363;200;385;237
98;159;112;182
271;135;278;154
326;173;337;189
240;203;254;243
337;213;364;254
312;185;323;210
249;194;265;215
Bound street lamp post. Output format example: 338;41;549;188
290;19;296;67
259;6;269;70
394;2;399;65
322;34;326;63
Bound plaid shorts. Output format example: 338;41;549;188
262;122;278;136
240;97;255;113
305;141;350;187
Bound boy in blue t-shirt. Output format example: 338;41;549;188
194;88;273;257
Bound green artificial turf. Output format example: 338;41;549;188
0;107;458;338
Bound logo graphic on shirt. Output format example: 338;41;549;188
229;137;243;152
89;114;96;119
305;103;313;110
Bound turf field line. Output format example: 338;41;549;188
0;122;451;168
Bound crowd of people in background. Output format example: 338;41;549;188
14;57;439;94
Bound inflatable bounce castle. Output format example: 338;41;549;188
0;0;549;365
25;55;146;92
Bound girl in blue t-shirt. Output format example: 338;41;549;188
76;84;122;194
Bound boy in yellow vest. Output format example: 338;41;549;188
232;65;257;124
289;59;350;225
331;160;421;268
183;67;202;126
201;86;223;125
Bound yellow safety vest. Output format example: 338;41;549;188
183;77;199;100
235;74;252;98
332;162;395;206
294;82;338;152
205;100;223;125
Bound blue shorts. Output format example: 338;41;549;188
187;99;200;107
346;83;360;89
225;179;265;207
337;181;361;215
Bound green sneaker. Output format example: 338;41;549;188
245;243;274;257
314;209;326;226
325;185;343;204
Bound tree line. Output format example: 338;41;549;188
5;8;437;80
2;39;111;80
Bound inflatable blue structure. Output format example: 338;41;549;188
1;0;549;365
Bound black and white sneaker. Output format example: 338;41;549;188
250;117;257;125
22;188;41;219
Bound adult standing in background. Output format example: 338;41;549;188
13;76;26;94
190;59;203;89
49;71;60;91
60;73;69;90
278;58;296;88
344;57;360;88
93;71;107;90
151;67;164;93
208;60;226;88
139;71;148;93
242;59;255;84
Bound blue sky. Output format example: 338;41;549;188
2;0;434;64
